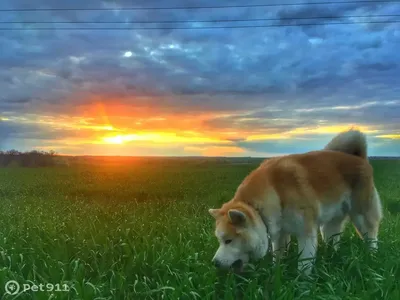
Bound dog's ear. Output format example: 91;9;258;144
209;208;221;219
228;209;247;226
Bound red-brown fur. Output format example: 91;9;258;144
209;129;383;274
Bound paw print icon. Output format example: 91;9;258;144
5;280;20;295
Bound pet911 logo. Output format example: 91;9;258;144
5;280;72;295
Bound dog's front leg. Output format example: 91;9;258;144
271;232;291;264
297;229;318;275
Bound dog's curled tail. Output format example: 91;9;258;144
324;128;368;160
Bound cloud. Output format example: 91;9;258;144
1;0;399;156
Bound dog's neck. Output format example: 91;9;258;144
250;207;271;259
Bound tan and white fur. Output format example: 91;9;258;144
209;129;383;275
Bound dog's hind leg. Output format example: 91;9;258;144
321;216;348;250
350;186;383;250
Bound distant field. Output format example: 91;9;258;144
0;157;399;299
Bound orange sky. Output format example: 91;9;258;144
2;99;398;157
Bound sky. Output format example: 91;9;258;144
0;0;399;157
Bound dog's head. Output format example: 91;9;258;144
208;203;269;271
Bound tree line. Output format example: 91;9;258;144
0;150;68;167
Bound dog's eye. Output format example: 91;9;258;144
225;239;232;245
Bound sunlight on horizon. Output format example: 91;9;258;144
2;108;399;156
101;132;231;145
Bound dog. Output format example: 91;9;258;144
209;129;383;274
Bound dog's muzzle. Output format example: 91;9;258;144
212;258;243;271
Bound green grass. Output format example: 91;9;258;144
0;158;399;299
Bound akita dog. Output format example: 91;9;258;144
209;129;383;274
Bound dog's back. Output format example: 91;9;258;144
261;150;372;206
248;129;373;207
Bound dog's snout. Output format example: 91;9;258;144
232;259;243;269
212;258;221;268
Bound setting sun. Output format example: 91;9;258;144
101;132;232;146
102;133;160;144
103;135;126;144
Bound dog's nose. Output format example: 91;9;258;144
212;259;221;268
232;259;243;269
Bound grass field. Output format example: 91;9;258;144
0;157;399;299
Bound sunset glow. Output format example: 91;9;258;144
1;0;399;157
101;132;231;145
1;102;399;157
1;103;399;157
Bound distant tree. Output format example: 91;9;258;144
0;149;62;167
